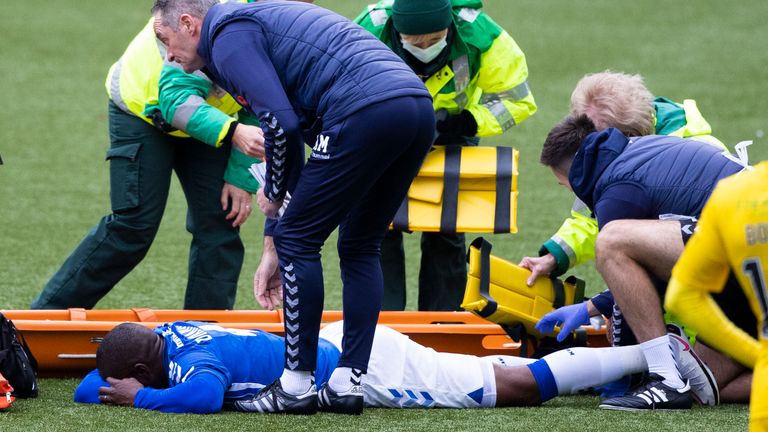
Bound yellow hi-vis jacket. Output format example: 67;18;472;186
542;97;727;276
356;0;537;137
104;17;259;192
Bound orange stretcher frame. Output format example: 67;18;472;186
1;309;607;376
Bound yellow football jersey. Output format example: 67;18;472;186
666;161;768;430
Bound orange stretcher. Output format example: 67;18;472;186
0;309;608;376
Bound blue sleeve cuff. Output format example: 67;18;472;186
133;373;225;414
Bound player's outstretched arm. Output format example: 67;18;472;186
73;369;107;404
73;368;227;414
123;373;225;414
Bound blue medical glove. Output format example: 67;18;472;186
535;302;590;342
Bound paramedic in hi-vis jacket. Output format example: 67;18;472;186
356;0;537;311
32;11;263;311
520;71;726;288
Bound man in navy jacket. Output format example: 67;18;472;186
150;0;434;415
537;114;748;410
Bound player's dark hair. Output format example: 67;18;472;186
540;114;596;170
96;323;153;380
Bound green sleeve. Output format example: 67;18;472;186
236;110;261;127
146;65;235;147
224;110;262;192
224;148;262;193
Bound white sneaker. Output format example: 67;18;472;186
668;325;719;406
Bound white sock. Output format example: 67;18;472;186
640;335;686;389
543;345;647;395
483;355;537;367
328;367;363;393
280;369;313;395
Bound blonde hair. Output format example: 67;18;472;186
570;71;655;136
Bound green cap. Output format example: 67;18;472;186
392;0;452;35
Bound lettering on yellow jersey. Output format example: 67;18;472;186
746;223;768;246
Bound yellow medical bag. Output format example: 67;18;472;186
391;145;518;233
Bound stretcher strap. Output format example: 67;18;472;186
494;146;513;233
473;237;498;317
440;145;462;233
551;277;566;309
565;276;586;303
549;276;586;309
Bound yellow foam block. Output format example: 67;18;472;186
461;238;585;337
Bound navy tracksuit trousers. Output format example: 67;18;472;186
272;95;434;372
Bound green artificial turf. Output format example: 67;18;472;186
0;378;750;432
0;0;765;430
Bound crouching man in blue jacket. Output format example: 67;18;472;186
536;114;750;411
150;0;435;415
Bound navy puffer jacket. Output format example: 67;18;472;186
569;128;743;229
198;1;430;127
196;1;430;211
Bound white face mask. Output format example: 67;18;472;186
401;37;448;63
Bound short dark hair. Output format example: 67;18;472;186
540;114;596;170
96;323;153;380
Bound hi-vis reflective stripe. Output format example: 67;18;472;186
487;100;515;131
480;80;531;103
452;56;470;109
479;80;530;131
457;8;481;23
570;197;591;216
172;95;206;130
106;37;168;114
369;7;388;26
109;58;128;113
551;235;577;263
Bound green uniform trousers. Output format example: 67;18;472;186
380;230;468;311
31;102;243;310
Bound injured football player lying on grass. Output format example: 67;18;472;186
74;321;718;414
